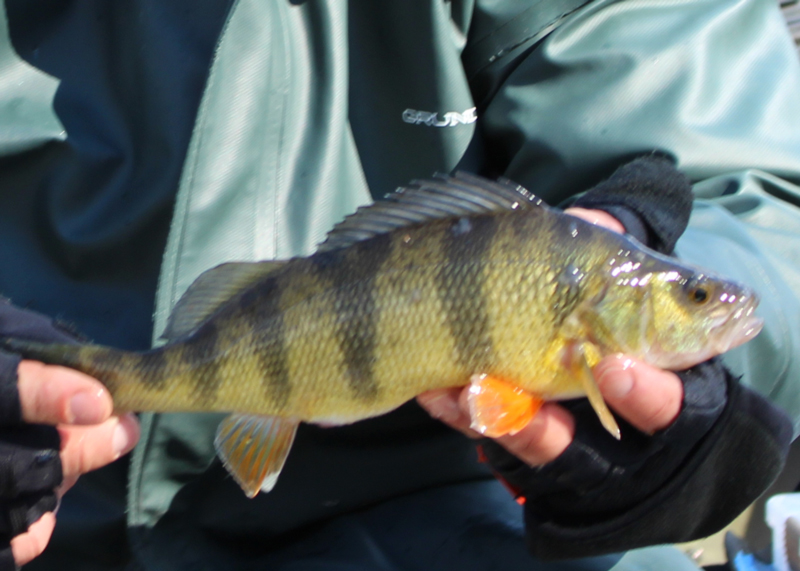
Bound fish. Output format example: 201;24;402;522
0;173;763;497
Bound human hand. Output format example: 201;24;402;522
0;299;140;568
8;363;139;567
417;355;683;467
417;159;789;557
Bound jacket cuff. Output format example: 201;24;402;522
0;546;16;571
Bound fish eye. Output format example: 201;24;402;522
689;287;709;304
684;278;712;305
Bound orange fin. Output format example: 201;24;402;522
467;374;543;438
214;414;299;498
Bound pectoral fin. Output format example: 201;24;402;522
214;413;299;498
567;342;621;440
467;374;543;438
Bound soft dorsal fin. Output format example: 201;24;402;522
161;260;287;341
317;172;543;252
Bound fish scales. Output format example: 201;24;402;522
437;214;497;372
239;277;291;409
272;207;604;421
483;208;610;397
368;219;470;407
0;172;766;497
277;252;382;421
275;218;466;422
0;181;760;418
310;232;393;402
196;279;290;412
4;207;619;418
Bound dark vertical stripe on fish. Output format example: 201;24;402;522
87;347;129;395
184;321;223;405
240;277;291;409
138;348;169;392
312;233;393;400
438;215;496;370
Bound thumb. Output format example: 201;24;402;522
594;355;684;434
17;361;113;426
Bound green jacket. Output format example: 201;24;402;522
0;0;798;569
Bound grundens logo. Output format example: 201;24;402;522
402;107;477;127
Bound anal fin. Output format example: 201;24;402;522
214;413;299;498
467;374;543;438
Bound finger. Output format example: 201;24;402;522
564;207;625;234
58;475;79;497
489;402;575;467
417;388;481;438
17;361;113;425
10;511;55;567
594;355;684;434
58;413;139;479
419;388;576;467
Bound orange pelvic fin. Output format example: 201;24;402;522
467;374;544;438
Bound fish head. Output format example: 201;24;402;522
587;246;763;370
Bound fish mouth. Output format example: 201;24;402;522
648;294;763;371
713;296;763;353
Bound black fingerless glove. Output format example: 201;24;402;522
570;154;693;254
0;298;81;570
481;156;794;559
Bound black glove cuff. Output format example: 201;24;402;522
0;356;21;426
0;546;15;571
0;431;62;498
572;155;693;254
0;493;59;539
0;429;61;543
483;373;792;559
0;297;83;346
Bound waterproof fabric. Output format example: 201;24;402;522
0;2;63;156
0;0;794;570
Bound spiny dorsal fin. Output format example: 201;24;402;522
317;172;543;252
161;260;287;341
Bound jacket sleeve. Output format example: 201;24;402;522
464;0;800;558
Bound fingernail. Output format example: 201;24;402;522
112;421;134;457
419;393;462;423
68;391;107;424
598;363;635;399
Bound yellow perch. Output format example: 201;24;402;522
0;173;763;497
